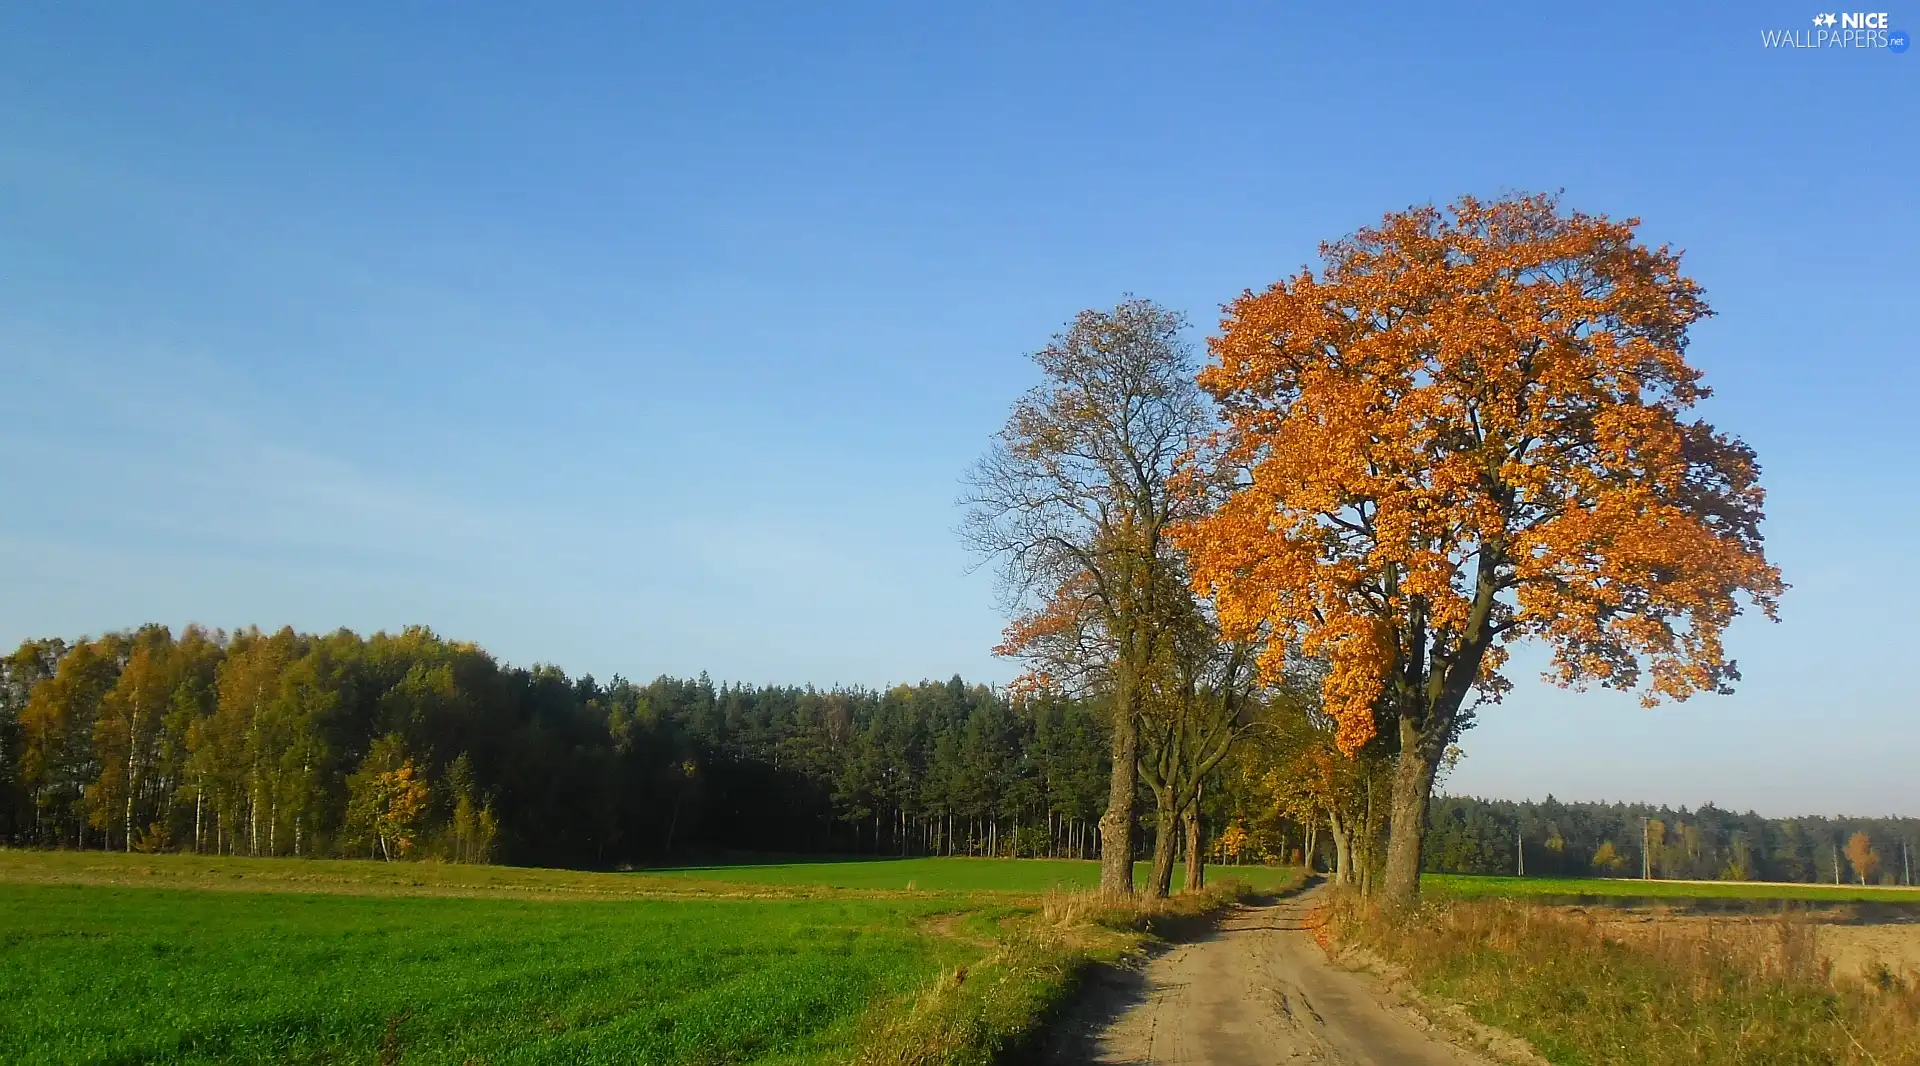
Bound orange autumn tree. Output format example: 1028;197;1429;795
369;762;430;860
345;734;432;861
1177;194;1784;904
1846;831;1879;885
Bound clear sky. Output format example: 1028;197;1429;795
2;3;1913;817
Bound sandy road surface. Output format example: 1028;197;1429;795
1050;886;1507;1066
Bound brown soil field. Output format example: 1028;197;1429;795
1584;908;1920;982
1815;922;1920;981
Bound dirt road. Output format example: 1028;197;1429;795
1050;886;1511;1066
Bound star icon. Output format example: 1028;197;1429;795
1825;13;1839;25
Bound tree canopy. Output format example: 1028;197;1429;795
1178;193;1783;902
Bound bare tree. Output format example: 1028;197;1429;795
962;298;1211;898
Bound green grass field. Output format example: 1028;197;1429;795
1426;872;1920;904
0;850;1289;1065
1;883;964;1065
0;848;1293;898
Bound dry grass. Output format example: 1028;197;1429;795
1332;894;1920;1066
1583;910;1920;983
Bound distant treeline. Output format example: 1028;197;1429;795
4;623;1913;882
0;624;1121;866
1424;795;1920;885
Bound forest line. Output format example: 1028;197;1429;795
1;622;1910;883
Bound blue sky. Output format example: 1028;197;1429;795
1;2;1913;816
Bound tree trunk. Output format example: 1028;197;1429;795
1381;735;1439;906
1360;773;1376;897
297;758;310;857
124;709;140;854
1098;688;1139;898
1147;785;1178;899
1182;802;1204;892
1328;810;1352;886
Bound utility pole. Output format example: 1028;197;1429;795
1517;827;1525;877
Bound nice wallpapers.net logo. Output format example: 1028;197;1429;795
1762;11;1910;50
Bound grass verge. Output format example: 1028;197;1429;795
851;874;1293;1066
1331;893;1920;1066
